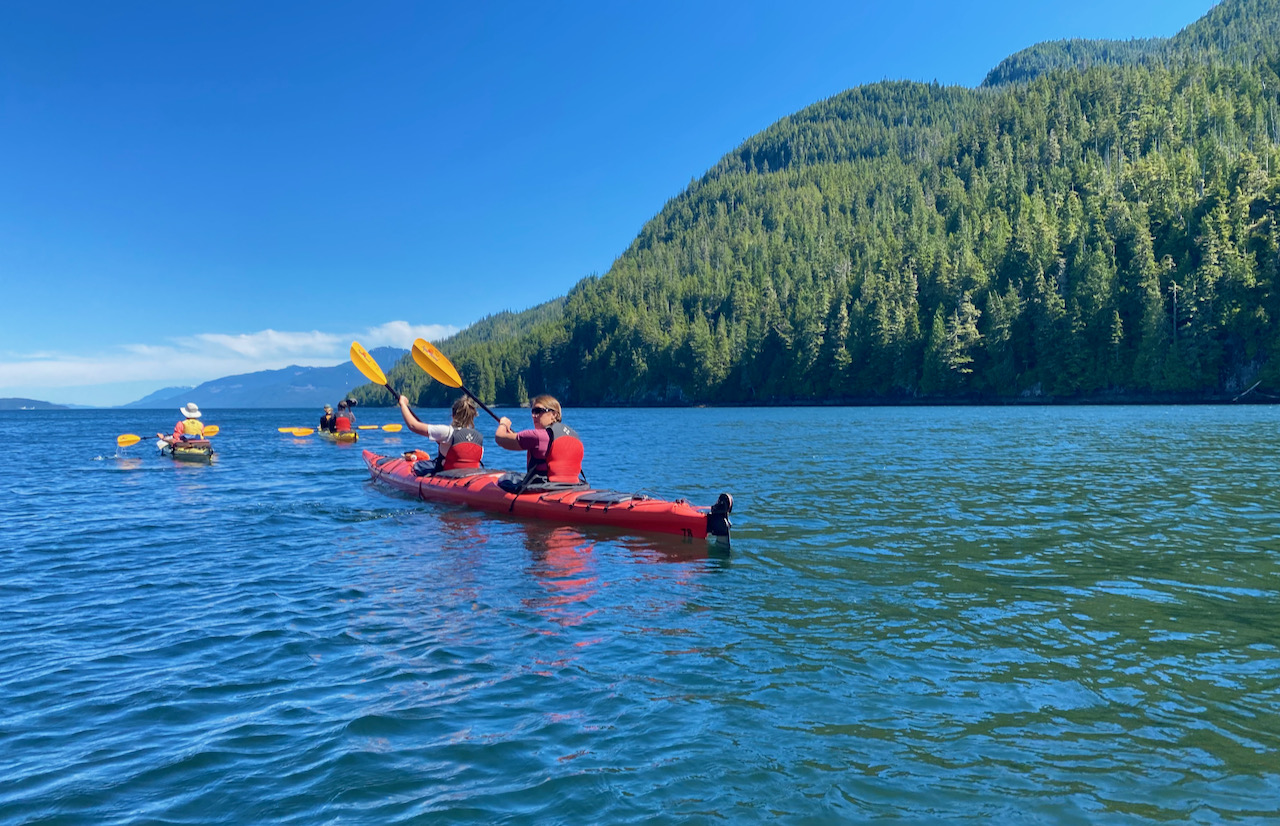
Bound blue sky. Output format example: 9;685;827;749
0;0;1214;405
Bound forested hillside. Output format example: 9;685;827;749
982;39;1167;88
984;0;1280;86
355;0;1280;407
353;299;565;407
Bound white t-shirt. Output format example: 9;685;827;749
426;424;456;453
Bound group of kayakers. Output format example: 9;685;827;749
395;392;583;489
152;392;584;489
319;399;357;433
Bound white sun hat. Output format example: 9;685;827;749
179;403;202;418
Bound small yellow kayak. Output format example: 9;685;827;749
319;430;359;444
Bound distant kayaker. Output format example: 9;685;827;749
334;399;356;433
157;402;205;445
319;404;336;432
398;394;484;473
495;394;584;489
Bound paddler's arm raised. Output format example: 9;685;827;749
494;416;522;450
398;395;432;438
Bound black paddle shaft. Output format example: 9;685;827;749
459;385;500;423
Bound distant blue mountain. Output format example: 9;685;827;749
120;348;407;408
128;386;195;407
0;397;68;410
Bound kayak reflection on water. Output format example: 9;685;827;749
512;522;729;659
523;526;598;630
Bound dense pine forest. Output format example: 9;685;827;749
354;0;1280;407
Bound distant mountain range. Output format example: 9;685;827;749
128;386;196;406
0;398;68;410
119;347;407;408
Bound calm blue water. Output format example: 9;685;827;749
2;405;1279;824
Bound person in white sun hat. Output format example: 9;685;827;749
157;402;205;445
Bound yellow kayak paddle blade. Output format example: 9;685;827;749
117;434;142;447
409;336;499;424
412;338;463;388
202;425;220;437
291;428;315;436
350;341;388;386
381;423;403;432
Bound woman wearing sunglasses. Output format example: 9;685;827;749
494;394;585;489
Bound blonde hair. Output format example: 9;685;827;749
530;394;562;422
451;396;477;428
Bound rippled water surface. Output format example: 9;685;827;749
2;406;1279;824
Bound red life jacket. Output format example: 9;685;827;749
335;415;353;432
442;426;484;470
528;421;583;483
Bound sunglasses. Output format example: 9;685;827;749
530;406;552;415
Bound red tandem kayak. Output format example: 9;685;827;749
363;450;733;542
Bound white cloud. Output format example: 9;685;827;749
360;321;457;349
186;329;344;359
0;320;460;406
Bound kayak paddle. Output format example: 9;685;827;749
357;425;379;430
291;428;315;436
411;338;500;422
382;423;403;432
138;425;215;447
350;341;400;402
